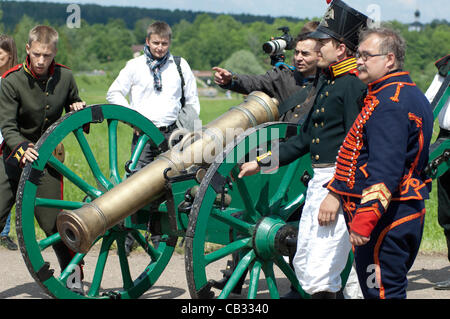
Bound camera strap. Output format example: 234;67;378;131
173;56;186;108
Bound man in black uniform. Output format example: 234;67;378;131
425;55;450;290
239;0;368;298
213;21;320;124
210;22;320;295
0;25;85;279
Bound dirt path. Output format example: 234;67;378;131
0;246;449;299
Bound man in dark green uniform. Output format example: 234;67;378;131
426;55;450;290
213;22;320;124
210;23;321;295
0;25;85;276
239;0;368;298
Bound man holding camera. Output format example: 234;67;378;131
238;0;368;298
213;21;320;124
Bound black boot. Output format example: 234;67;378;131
446;236;450;262
311;291;336;299
280;289;304;299
211;260;246;295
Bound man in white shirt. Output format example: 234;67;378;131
107;21;200;170
107;21;200;254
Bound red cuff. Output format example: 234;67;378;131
349;207;381;237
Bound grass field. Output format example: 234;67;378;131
6;74;447;254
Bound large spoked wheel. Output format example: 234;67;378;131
185;122;353;299
16;104;177;299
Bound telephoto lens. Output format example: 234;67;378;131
262;38;287;55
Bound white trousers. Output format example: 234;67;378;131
293;167;353;295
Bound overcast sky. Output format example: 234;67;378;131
10;0;449;23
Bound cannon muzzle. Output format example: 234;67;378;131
57;91;279;253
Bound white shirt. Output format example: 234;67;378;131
106;54;200;127
425;73;450;130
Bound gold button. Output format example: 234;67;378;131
315;155;320;160
302;85;306;88
46;92;49;96
315;123;319;128
321;122;324;127
294;114;298;118
321;108;325;113
325;92;329;96
296;104;301;109
316;109;320;114
45;118;49;122
320;94;324;99
316;138;320;144
331;81;335;85
312;139;315;144
46;105;50;110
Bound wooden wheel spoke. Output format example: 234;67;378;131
204;238;251;265
73;128;113;191
247;260;262;299
48;155;102;198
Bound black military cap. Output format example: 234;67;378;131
309;0;371;51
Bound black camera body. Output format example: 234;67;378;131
262;26;295;67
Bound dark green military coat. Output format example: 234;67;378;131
0;58;81;258
278;57;367;166
221;66;315;123
0;59;81;157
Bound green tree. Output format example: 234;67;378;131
12;15;37;61
222;49;266;75
134;17;154;44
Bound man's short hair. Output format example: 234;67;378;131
146;21;172;41
329;37;355;57
296;21;320;42
359;27;406;69
28;25;59;49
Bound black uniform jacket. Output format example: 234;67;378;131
277;57;367;166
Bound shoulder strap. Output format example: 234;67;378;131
173;56;186;108
2;64;22;79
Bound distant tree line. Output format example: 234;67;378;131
0;1;448;91
0;0;298;30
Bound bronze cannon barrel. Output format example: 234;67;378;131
57;91;279;253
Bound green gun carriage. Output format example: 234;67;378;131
14;74;449;299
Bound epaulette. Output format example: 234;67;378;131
329;57;358;79
2;64;23;78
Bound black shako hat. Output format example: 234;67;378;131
309;0;372;51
